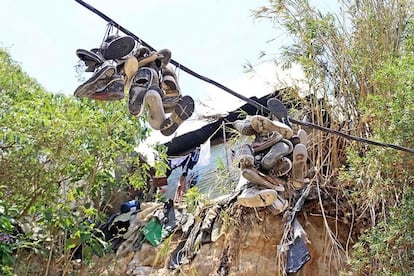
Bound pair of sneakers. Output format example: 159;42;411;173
74;35;137;100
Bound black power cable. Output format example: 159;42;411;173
73;0;414;154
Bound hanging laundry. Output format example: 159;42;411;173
181;147;200;175
168;155;189;171
196;138;211;167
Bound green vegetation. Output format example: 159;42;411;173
0;48;165;274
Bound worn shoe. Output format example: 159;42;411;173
89;77;124;101
161;66;181;96
267;97;291;127
268;196;289;214
232;119;255;136
261;139;294;170
252;132;283;152
128;85;147;116
241;168;285;192
289;135;301;147
74;63;116;98
145;87;166;130
160;95;195;136
128;66;159;116
239;144;254;169
297;129;308;145
161;66;181;113
250;115;293;138
103;35;137;60
157;49;172;68
76;48;105;72
291;144;308;190
237;186;278;208
123;56;139;94
271;157;293;177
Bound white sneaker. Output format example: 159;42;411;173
237;186;278;208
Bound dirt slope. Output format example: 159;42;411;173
83;200;352;276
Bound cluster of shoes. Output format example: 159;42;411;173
234;114;309;213
74;34;194;136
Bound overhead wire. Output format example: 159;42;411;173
73;0;414;154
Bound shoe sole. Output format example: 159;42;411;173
237;189;278;208
76;48;104;64
250;115;293;138
128;85;147;116
242;168;285;192
267;97;291;127
291;144;308;189
252;132;283;152
261;139;294;170
104;36;136;60
145;88;165;130
160;95;194;136
74;65;116;98
90;78;124;101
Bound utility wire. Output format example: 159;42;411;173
73;0;414;154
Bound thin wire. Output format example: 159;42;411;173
73;0;414;154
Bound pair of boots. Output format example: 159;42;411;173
74;35;138;100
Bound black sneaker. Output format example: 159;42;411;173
74;64;116;98
103;36;137;60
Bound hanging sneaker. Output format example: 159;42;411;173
261;139;294;171
160;95;195;136
74;63;116;98
237;186;278;208
123;56;139;95
252;132;283;152
161;66;181;113
271;157;293;177
250;115;293;138
239;144;254;169
232;119;255;136
128;85;147;116
241;167;285;191
89;76;124;101
157;49;172;68
76;48;105;72
145;86;166;130
128;67;159;116
267;97;291;127
291;144;308;190
297;129;308;145
103;35;137;60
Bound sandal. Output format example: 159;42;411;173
160;95;194;136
